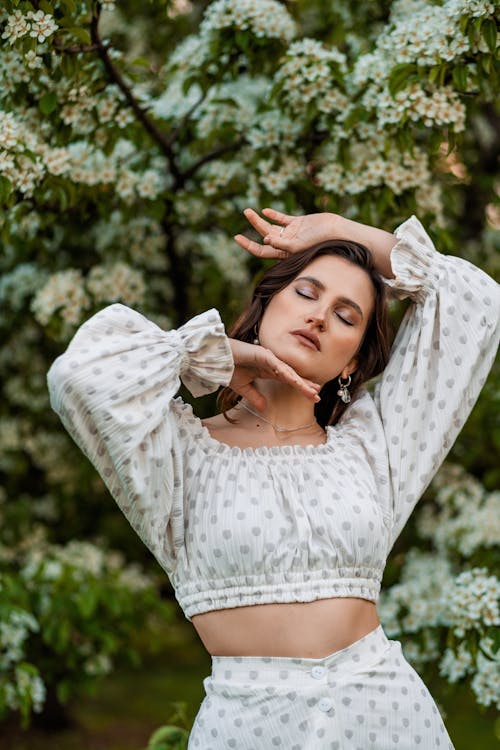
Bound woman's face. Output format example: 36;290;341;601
258;255;376;386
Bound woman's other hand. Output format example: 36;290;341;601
234;207;338;259
228;338;321;412
234;206;397;278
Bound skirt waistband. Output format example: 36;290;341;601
210;625;391;685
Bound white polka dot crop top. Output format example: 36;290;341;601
46;216;500;621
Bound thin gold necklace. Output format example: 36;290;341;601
240;401;318;433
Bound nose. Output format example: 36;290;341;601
305;309;327;331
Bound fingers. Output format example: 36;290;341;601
233;233;288;259
266;358;321;402
261;232;294;252
237;383;267;412
261;207;294;225
242;207;273;238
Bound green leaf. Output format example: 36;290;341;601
132;57;152;68
482;19;497;53
56;680;71;704
67;27;92;45
235;31;249;52
481;55;492;75
39;91;58;115
445;129;456;155
61;0;78;12
76;588;97;618
0;176;13;203
428;65;441;84
388;63;418;98
452;64;468;90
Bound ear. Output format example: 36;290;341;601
343;358;358;378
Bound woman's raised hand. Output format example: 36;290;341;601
228;339;321;412
234;207;338;259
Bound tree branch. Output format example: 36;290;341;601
53;40;106;54
183;138;245;180
89;5;182;184
165;91;208;148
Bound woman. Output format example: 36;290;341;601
47;207;499;749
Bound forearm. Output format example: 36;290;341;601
326;214;397;279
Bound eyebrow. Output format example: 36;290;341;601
294;276;365;319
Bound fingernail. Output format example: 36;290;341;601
264;235;270;242
314;395;321;403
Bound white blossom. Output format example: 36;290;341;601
31;269;91;328
197;229;249;286
442;568;500;636
439;642;474;682
86;262;146;306
1;11;32;44
274;38;347;114
471;651;500;709
200;0;296;43
26;10;58;44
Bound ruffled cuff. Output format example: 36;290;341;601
380;215;443;301
177;308;234;397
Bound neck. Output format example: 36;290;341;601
242;379;318;429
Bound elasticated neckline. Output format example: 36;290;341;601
173;397;341;457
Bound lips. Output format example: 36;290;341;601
291;329;321;351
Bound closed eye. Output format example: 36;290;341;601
336;313;354;326
296;289;315;300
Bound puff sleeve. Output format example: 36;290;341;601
373;216;500;549
46;303;234;572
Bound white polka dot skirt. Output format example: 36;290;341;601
188;626;454;749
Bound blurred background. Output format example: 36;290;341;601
0;0;499;748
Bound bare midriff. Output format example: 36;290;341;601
192;598;380;658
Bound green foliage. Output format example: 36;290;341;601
146;724;189;750
0;537;174;727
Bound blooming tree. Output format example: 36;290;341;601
0;0;499;728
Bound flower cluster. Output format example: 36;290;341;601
30;260;147;335
379;463;500;710
0;608;39;666
196;230;250;286
0;531;167;725
417;463;500;556
93;212;168;271
257;154;304;194
442;568;500;636
1;9;58;45
274;38;347;114
199;158;243;196
471;651;500;710
86;262;146;306
194;76;269;139
200;0;296;43
379;549;454;638
30;269;91;329
0;595;46;721
247;109;302;149
0;263;45;316
316;133;433;197
364;83;466;131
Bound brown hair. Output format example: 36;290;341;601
218;240;393;427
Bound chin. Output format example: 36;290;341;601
268;343;322;382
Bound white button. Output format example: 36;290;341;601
318;697;332;713
311;666;326;680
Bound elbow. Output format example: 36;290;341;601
46;353;78;414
